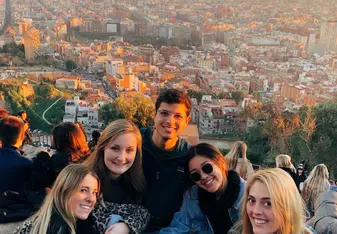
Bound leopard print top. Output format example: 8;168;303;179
14;201;150;234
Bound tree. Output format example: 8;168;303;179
65;60;77;71
101;93;155;128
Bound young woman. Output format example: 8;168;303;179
14;164;150;234
228;168;315;234
301;164;330;218
226;141;254;180
275;154;297;182
159;143;245;234
84;119;145;204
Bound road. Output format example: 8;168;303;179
42;94;64;125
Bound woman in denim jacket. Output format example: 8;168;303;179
159;143;245;234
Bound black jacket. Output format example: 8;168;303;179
141;128;191;231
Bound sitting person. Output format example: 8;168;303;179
226;141;254;180
14;164;150;234
301;164;331;218
275;154;297;182
88;130;100;150
85;119;145;204
307;191;337;234
229;168;315;234
159;143;245;234
0;116;33;194
31;122;90;189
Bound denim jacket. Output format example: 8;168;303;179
158;178;246;234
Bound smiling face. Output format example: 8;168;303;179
69;174;98;220
188;155;224;193
153;102;191;141
103;133;137;178
246;180;280;234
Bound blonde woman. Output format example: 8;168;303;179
275;154;297;182
301;164;330;218
14;164;150;234
226;141;254;180
229;168;315;234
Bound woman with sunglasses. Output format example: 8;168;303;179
159;143;245;234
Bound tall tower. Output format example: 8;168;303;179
319;20;337;53
23;28;40;60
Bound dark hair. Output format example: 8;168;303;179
91;130;100;139
52;122;89;162
155;89;192;116
0;116;24;146
18;110;26;116
187;143;228;187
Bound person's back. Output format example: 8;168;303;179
0;116;33;194
141;89;192;231
307;191;337;234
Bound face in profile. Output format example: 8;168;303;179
69;174;98;220
154;102;190;140
188;155;224;193
246;180;280;234
104;133;137;177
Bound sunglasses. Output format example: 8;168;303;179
190;163;213;182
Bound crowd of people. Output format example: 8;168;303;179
0;88;336;234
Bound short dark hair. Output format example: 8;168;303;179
18;110;26;116
0;116;24;146
155;89;192;116
92;130;100;139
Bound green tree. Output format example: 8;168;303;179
65;60;77;71
101;94;154;128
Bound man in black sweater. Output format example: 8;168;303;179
141;89;192;232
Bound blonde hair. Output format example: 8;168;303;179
302;164;330;206
241;168;312;234
84;119;145;195
30;164;100;234
226;141;249;179
275;154;296;173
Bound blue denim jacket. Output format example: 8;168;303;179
157;178;246;234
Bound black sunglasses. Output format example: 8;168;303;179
190;163;213;182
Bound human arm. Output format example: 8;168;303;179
92;201;150;234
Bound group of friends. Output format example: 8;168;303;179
0;89;336;234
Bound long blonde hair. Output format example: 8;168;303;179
226;141;249;179
84;119;145;196
241;168;312;234
301;164;330;205
30;164;100;234
275;154;296;173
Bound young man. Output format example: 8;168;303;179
296;163;307;191
0;116;33;194
141;89;192;232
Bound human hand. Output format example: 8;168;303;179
105;222;130;234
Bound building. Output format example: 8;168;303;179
319;21;337;52
23;28;40;60
55;77;81;90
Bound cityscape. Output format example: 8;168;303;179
0;0;337;165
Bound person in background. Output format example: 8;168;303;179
226;141;254;180
307;191;337;234
296;163;307;191
301;164;330;218
275;154;297;182
141;89;192;232
14;164;150;234
0;116;33;194
160;143;245;234
228;168;315;234
0;107;9;147
17;110;32;146
30;122;90;189
88;130;101;150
